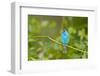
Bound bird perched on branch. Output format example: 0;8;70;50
61;29;70;53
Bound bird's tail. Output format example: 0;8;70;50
63;45;67;53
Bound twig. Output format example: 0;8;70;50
32;36;86;53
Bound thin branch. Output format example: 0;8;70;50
32;35;86;53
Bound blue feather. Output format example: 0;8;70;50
61;30;69;46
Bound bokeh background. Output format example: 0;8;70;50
28;15;88;61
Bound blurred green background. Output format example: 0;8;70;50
28;15;88;61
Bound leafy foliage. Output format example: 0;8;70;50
28;15;88;61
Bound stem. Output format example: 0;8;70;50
32;35;86;53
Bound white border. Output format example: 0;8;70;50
11;2;97;74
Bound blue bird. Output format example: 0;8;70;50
61;30;70;53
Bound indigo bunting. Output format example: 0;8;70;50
61;30;69;53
